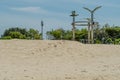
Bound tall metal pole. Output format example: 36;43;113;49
83;6;102;44
41;20;44;40
70;11;78;40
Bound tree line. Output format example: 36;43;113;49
46;24;120;44
1;27;41;39
1;25;120;44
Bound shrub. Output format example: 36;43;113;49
105;38;113;44
95;39;101;44
114;38;120;44
1;36;12;39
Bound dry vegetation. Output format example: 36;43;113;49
0;39;120;80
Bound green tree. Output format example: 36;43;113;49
105;26;120;39
75;29;88;41
63;30;72;40
46;28;65;40
9;31;26;39
46;28;88;41
28;28;41;39
1;27;41;40
2;27;28;37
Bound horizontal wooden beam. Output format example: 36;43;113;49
75;21;88;23
75;24;88;26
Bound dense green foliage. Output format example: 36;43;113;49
1;25;120;44
1;27;41;39
47;28;73;40
46;28;88;41
47;25;120;44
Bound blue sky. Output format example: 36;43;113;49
0;0;120;37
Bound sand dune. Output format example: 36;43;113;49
0;39;120;80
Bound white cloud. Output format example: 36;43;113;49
11;7;47;14
10;6;68;18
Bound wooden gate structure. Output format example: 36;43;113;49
70;11;99;44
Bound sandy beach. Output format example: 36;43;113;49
0;39;120;80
